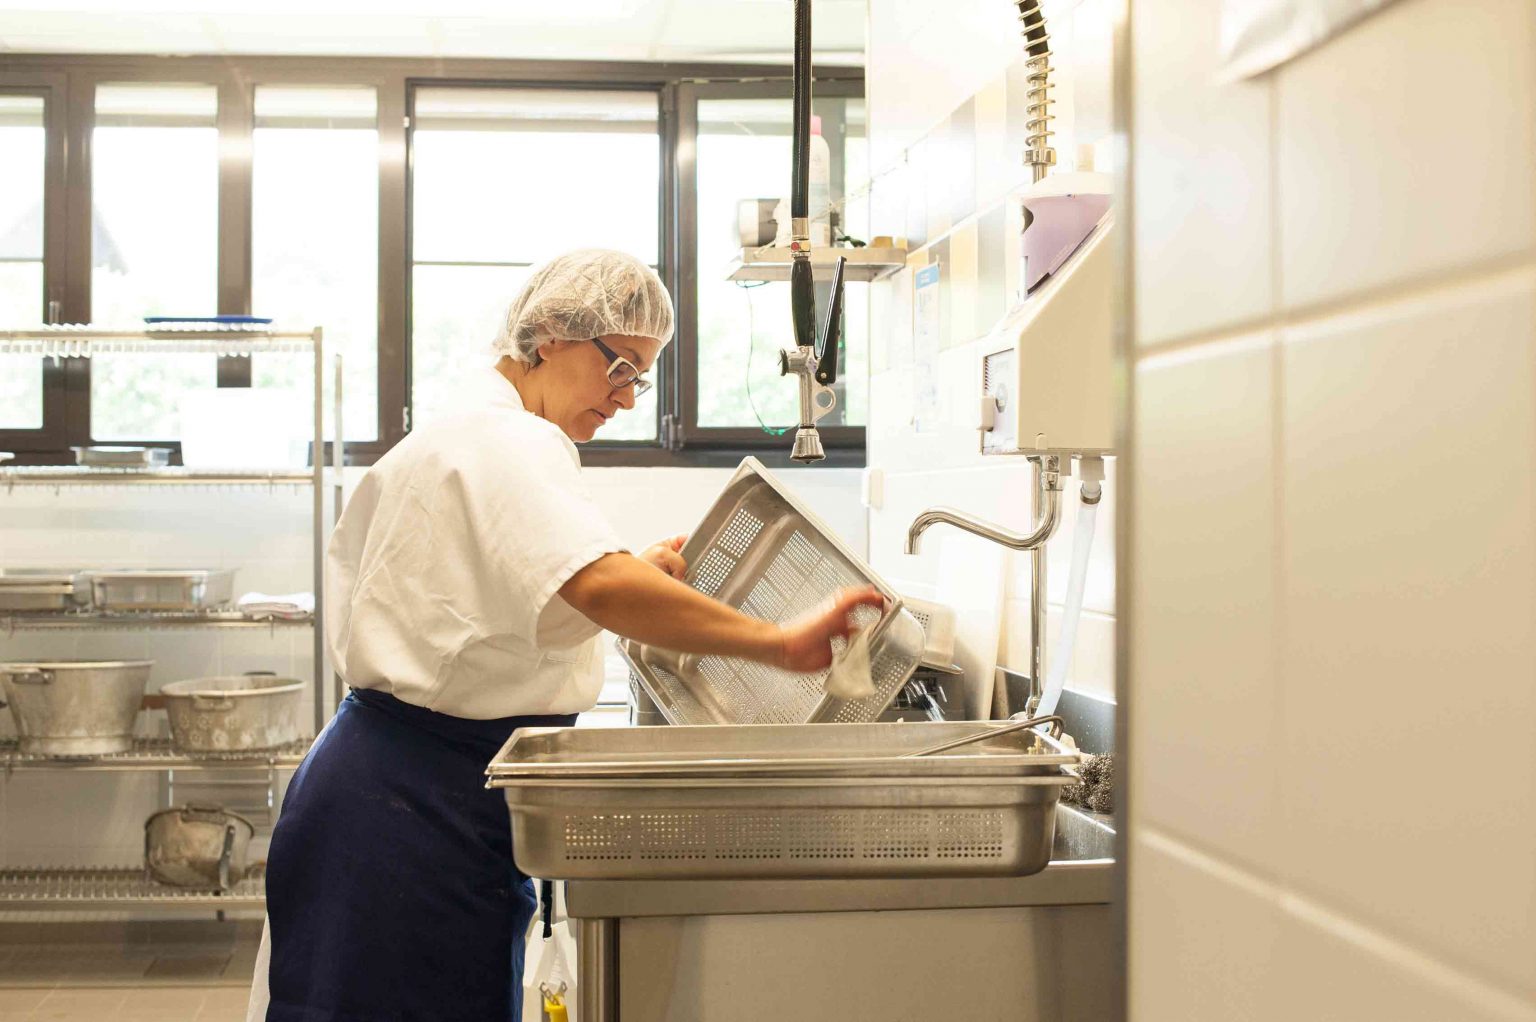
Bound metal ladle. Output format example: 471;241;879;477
903;714;1064;759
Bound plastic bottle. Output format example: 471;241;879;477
808;114;833;247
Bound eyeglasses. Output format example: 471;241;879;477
591;337;653;397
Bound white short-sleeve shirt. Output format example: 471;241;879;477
325;366;627;719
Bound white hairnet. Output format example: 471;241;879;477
493;249;675;364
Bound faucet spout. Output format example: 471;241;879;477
905;493;1062;556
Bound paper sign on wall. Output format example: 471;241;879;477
912;261;942;432
1220;0;1403;80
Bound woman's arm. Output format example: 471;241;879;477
559;552;881;672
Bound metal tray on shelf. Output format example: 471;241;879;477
81;569;236;612
0;569;88;612
71;446;172;468
487;723;1080;880
619;458;925;726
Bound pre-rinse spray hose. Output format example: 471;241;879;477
1037;488;1099;717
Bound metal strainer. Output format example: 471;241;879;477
619;458;924;725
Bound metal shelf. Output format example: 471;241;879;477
1;610;314;632
0;737;310;772
0;466;314;488
0;324;317;358
0;865;266;910
727;245;908;283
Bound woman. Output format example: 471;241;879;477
250;249;880;1022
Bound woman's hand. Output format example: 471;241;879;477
639;535;688;580
775;586;887;673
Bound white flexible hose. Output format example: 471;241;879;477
1037;493;1098;717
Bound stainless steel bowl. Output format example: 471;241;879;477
144;804;255;889
160;673;305;756
0;660;153;757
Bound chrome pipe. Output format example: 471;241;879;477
906;457;1064;717
904;459;1062;556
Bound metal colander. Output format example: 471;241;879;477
619;458;924;725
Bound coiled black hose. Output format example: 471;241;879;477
791;0;812;222
1015;0;1049;57
789;0;818;353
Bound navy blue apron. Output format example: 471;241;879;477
264;687;575;1022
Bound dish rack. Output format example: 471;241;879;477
0;324;339;913
619;458;925;725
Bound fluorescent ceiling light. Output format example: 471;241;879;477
0;0;647;16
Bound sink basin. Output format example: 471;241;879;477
1051;804;1115;861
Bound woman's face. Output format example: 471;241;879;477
534;334;663;442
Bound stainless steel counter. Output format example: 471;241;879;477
564;806;1116;1022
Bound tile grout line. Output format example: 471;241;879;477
1138;826;1536;1018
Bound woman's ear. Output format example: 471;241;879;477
535;339;566;364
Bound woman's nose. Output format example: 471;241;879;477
612;384;637;410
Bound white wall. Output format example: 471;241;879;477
865;0;1119;715
1127;0;1536;1018
0;463;863;876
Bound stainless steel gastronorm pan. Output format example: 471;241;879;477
487;722;1080;880
82;569;236;612
72;446;172;468
486;721;1081;780
619;458;925;725
0;569;88;612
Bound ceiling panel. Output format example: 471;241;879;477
0;0;866;62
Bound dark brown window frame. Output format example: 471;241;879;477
0;54;865;471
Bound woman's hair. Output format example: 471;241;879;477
493;248;675;364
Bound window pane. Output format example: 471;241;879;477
411;87;662;441
695;96;867;430
0;94;46;429
252;86;379;442
412;88;658;264
410;264;531;427
91;83;218;440
410;264;660;441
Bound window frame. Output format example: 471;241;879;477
675;78;867;454
0;55;866;470
0;73;69;456
403;77;673;451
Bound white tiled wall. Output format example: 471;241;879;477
866;0;1120;712
1128;0;1536;1016
0;465;863;876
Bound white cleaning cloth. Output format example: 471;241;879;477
823;625;875;701
237;591;315;620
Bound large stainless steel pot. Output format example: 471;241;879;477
0;660;152;756
160;673;304;755
144;804;255;889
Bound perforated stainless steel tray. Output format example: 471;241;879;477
487;721;1080;780
619;458;924;725
487;723;1079;879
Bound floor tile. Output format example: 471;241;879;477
0;990;48;1012
144;955;231;980
116;987;207;1021
31;987;128;1020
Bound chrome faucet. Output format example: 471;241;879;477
906;455;1064;717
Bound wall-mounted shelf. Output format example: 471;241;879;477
1;610;313;632
0;324;317;358
0;737;309;772
0;866;267;911
727;245;908;283
0;467;314;488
